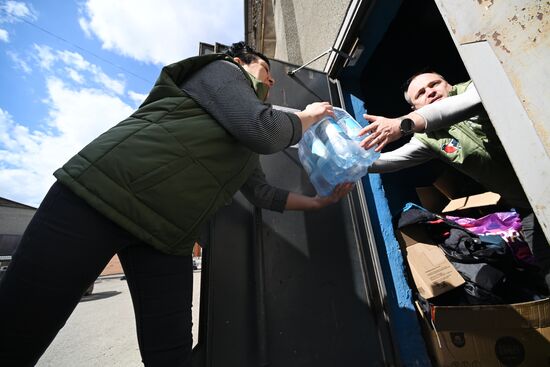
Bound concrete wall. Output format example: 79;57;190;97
272;0;351;69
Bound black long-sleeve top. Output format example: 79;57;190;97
181;60;301;211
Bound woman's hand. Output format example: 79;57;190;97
285;183;355;211
295;102;335;132
315;182;355;207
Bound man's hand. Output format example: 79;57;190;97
295;102;335;132
359;112;427;152
358;114;402;152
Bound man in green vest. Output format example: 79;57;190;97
359;71;550;291
0;42;352;366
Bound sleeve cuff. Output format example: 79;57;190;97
271;189;290;212
286;112;303;146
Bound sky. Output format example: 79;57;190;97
0;0;244;207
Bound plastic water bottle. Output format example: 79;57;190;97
298;107;380;196
298;130;335;196
333;109;380;166
315;119;354;168
309;166;334;196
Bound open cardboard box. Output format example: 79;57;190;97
417;188;503;217
395;177;502;300
401;171;550;366
416;171;501;216
396;225;465;300
416;298;550;366
397;164;507;298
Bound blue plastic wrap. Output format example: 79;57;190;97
298;107;380;196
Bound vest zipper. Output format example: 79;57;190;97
455;122;484;150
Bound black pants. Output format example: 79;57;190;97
0;182;193;366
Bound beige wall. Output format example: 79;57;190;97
272;0;351;70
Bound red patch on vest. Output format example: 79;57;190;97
441;139;460;154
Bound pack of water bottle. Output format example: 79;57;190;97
298;107;380;196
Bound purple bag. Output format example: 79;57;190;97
446;211;536;266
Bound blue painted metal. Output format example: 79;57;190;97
338;0;403;95
342;91;432;366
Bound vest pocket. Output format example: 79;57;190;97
129;158;224;248
129;155;193;193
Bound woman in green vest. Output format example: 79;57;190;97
0;42;352;366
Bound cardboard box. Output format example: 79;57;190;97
415;186;450;214
417;187;502;216
397;226;465;299
407;178;550;365
402;183;503;300
417;298;550;366
442;191;501;214
427;167;490;202
416;167;503;216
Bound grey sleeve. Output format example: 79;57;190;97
368;137;435;173
239;162;289;212
181;60;302;154
416;83;485;132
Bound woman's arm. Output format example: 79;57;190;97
283;184;354;211
181;60;333;154
240;162;353;212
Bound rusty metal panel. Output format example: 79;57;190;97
435;0;550;154
434;0;550;240
460;41;550;238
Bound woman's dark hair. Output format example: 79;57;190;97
224;41;270;67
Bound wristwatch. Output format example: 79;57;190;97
399;118;415;137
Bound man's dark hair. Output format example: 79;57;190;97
224;41;270;67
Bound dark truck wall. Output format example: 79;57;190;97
192;59;394;367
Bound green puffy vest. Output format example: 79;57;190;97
414;81;529;208
54;54;265;255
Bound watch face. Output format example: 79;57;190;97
400;118;414;135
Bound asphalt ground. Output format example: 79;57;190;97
36;272;201;366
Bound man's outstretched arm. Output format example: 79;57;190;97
359;83;483;151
